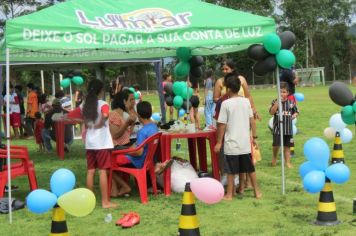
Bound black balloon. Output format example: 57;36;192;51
279;31;296;49
329;82;354;106
247;44;270;61
163;82;173;95
189;56;204;67
182;100;192;110
165;96;173;106
253;56;277;76
190;95;200;108
190;66;202;78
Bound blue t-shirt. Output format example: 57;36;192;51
127;122;158;168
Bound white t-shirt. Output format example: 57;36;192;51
84;100;114;150
217;97;253;155
4;93;20;114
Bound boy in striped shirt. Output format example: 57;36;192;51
269;82;299;168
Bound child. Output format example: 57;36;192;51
162;72;174;121
214;73;261;200
203;68;215;129
81;79;117;208
133;84;142;105
34;112;45;152
269;82;299;168
4;85;21;139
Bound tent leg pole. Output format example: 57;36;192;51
6;48;13;223
276;67;285;195
155;61;166;123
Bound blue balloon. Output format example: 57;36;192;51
325;163;350;184
178;108;186;117
151;112;161;122
26;189;57;214
303;138;330;170
299;161;318;178
303;171;326;194
50;169;76;197
294;92;304;102
340;128;353;143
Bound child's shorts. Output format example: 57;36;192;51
273;134;293;147
86;149;111;170
224;153;255;174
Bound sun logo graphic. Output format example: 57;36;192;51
76;8;192;32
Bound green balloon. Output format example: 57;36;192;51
263;33;281;54
72;76;84;85
173;95;183;109
60;78;71;88
172;82;183;96
341;110;355;125
276;49;296;69
174;62;190;78
342;105;354;117
182;87;193;99
134;92;139;99
176;47;191;61
129;87;135;92
353;101;356;112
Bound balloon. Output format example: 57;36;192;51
190;95;200;108
325;163;350;184
189;56;204;67
176;47;191;61
182;100;192;110
151;112;161;122
60;78;71;88
172;82;184;96
72;76;84;85
129;87;135;92
26;189;57;214
292;117;297;126
190;66;202;78
263;33;281;54
276;49;296;69
134;92;139;100
341;106;355;125
190;177;224;204
50;168;76;197
292;125;297;136
340;128;353;143
279;31;296;49
165;95;173;106
303;171;326;194
299;161;318;178
174;62;190;78
294;93;304;102
329;82;354;106
247;44;270;61
329;113;346;132
323;127;336;139
178;108;186;117
253;56;277;76
57;188;96;217
164;83;173;95
268;117;274;130
303;137;329;170
173;96;183;109
181;87;193;100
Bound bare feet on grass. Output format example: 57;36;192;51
254;192;262;199
117;186;131;197
271;158;277;167
102;202;118;209
286;163;293;169
223;195;233;201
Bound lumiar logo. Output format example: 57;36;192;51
76;8;192;32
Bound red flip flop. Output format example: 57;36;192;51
121;212;140;228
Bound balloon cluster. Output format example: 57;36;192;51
27;168;96;217
300;138;350;194
329;81;356;125
248;31;296;76
174;47;204;85
324;113;353;143
164;81;195;111
60;75;84;88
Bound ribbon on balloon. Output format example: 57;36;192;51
247;31;296;76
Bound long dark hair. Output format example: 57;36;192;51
111;89;133;111
82;79;104;123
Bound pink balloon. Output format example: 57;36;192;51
190;177;224;204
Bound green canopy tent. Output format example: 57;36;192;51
1;0;276;222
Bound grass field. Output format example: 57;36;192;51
1;85;356;236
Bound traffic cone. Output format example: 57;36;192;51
314;179;340;225
178;183;200;236
290;138;295;157
331;132;344;164
50;205;69;236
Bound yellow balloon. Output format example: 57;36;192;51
57;188;96;217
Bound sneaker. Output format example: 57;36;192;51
5;185;19;192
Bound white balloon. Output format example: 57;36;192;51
329;113;346;132
292;125;298;135
323;127;336;139
340;128;353;143
268;117;274;130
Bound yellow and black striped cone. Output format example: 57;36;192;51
178;183;200;236
331;132;344;164
50;205;68;236
314;179;340;225
290;138;295;157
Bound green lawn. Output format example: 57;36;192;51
1;86;356;236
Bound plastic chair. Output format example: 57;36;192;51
0;145;38;198
108;132;162;204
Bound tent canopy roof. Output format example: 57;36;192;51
1;0;275;64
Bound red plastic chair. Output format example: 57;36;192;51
0;145;38;197
108;132;162;204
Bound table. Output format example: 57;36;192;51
160;129;219;196
54;120;79;160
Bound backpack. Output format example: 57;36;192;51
0;198;25;214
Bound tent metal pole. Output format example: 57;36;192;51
154;61;166;123
52;71;55;96
276;67;285;195
40;70;45;93
6;48;13;223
